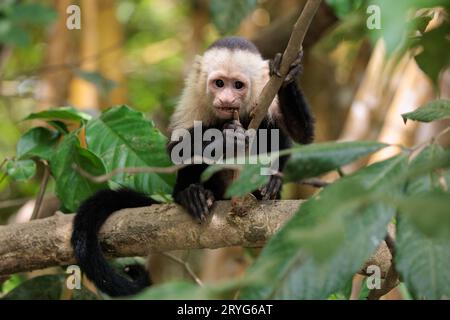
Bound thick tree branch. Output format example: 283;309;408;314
0;200;393;279
0;200;298;276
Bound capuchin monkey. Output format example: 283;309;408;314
71;37;314;297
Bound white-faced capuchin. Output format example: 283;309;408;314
71;37;315;297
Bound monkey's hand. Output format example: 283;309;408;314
260;172;283;200
222;120;248;158
176;184;215;222
269;48;304;86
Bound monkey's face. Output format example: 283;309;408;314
207;71;250;119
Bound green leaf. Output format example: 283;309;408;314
325;0;364;18
396;215;450;299
50;133;108;212
406;144;447;194
396;143;450;299
6;159;36;181
47;121;70;134
131;280;239;300
240;155;407;299
0;23;30;46
210;0;257;35
9;3;57;25
397;191;450;239
414;23;450;86
85;106;175;195
17;127;60;161
225;163;269;198
74;69;117;97
1;275;97;300
402;99;450;123
24;106;92;123
284;141;387;182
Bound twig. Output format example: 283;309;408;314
299;178;330;188
31;161;50;220
0;172;8;185
248;0;322;130
0;158;7;172
161;252;204;286
410;125;450;153
337;168;345;177
73;164;187;184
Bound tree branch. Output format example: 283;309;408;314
248;0;322;130
0;200;393;279
0;200;298;276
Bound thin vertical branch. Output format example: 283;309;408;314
248;0;322;130
31;161;50;220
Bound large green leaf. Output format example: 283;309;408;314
397;191;450;239
396;215;450;299
284;141;387;182
24;106;92;123
395;144;450;299
210;0;257;35
51;133;108;212
85;106;174;195
6;159;36;181
240;155;407;299
402;99;450;123
16;127;60;161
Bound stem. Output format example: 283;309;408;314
161;252;204;286
248;0;322;130
31;161;50;220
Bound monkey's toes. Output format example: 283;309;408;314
260;174;283;200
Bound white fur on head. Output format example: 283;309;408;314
169;47;279;132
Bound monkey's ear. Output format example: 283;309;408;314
193;55;203;66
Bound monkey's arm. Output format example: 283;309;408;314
277;82;315;144
169;125;234;221
270;51;315;144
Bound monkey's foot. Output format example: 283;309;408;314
176;184;215;222
260;172;283;200
269;48;304;86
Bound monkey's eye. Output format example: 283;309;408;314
215;79;224;88
234;81;244;89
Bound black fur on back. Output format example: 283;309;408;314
207;36;260;55
71;188;156;297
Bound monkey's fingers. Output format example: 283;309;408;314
185;184;215;222
284;64;302;86
269;53;283;78
260;174;283;200
284;50;304;86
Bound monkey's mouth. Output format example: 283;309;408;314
216;106;239;118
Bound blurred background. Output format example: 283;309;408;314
0;0;448;299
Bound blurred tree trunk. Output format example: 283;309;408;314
37;0;75;110
98;0;127;108
68;0;99;110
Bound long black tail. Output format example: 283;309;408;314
71;188;157;297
